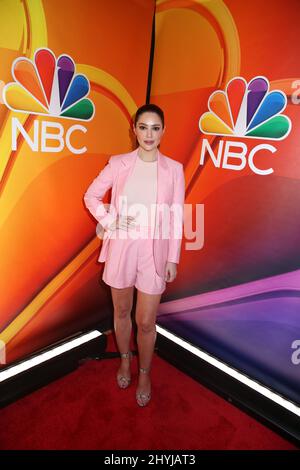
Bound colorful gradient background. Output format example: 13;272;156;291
152;0;300;404
0;0;299;405
0;0;155;363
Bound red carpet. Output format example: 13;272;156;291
0;332;297;450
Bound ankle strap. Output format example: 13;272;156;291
120;351;132;359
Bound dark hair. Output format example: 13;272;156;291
134;103;164;128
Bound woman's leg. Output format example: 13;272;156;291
111;285;135;383
135;290;162;401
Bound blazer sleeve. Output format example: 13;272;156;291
167;163;185;264
83;156;117;230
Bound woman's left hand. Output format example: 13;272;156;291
165;262;177;282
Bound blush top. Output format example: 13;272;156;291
119;154;158;234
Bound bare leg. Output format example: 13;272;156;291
111;286;134;385
135;289;162;403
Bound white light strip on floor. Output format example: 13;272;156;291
0;330;102;383
156;325;300;417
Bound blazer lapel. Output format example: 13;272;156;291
114;148;138;214
157;147;169;207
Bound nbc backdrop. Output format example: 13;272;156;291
151;0;300;405
0;0;155;365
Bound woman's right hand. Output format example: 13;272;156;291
107;214;136;231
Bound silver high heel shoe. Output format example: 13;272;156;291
116;351;133;389
136;367;151;407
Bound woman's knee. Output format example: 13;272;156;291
137;319;156;334
114;303;132;320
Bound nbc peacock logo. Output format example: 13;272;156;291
2;48;95;155
198;76;292;175
3;48;94;121
199;76;291;140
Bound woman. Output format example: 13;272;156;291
84;103;185;406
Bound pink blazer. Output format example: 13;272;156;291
84;147;185;278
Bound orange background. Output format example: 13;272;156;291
0;0;155;363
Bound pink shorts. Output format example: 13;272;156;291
102;226;166;295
